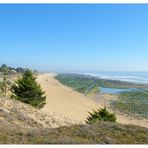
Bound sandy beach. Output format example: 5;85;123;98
37;73;148;128
37;73;99;124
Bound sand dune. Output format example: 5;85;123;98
37;73;99;123
37;73;148;128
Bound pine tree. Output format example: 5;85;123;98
11;69;46;108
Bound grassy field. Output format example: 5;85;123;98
111;91;148;119
0;121;148;144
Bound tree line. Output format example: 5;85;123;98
0;64;38;75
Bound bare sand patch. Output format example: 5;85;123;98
37;73;99;124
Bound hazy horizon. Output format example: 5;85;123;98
1;4;148;72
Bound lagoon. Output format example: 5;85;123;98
99;87;137;94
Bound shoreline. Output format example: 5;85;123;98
37;73;148;128
1;73;147;128
83;72;148;85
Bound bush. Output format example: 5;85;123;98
86;107;116;124
11;69;46;108
0;77;11;97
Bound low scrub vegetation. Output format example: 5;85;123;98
0;64;26;75
55;74;95;94
0;77;12;97
111;91;148;119
55;74;148;96
0;64;38;75
0;121;147;144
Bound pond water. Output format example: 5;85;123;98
99;87;137;94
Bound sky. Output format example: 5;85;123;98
0;4;148;72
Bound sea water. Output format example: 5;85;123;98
84;71;148;84
83;71;148;94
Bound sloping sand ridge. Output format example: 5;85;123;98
37;73;148;128
37;73;99;124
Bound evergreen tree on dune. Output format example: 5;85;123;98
11;69;46;108
86;107;116;124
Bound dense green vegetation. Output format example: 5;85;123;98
55;74;99;96
0;121;147;144
86;107;116;124
111;91;148;119
11;69;46;108
55;74;148;96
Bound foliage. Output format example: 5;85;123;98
15;67;26;73
55;74;99;95
0;64;29;75
11;69;46;108
112;90;148;118
86;107;116;124
0;121;148;144
55;74;148;96
86;83;100;96
0;77;12;96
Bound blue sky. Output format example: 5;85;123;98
0;4;148;72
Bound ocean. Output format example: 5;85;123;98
84;71;148;84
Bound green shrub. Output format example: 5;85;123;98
111;91;148;118
86;107;116;124
0;77;11;96
11;69;46;108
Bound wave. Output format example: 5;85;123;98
83;72;148;84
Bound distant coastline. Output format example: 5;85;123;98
81;71;148;84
